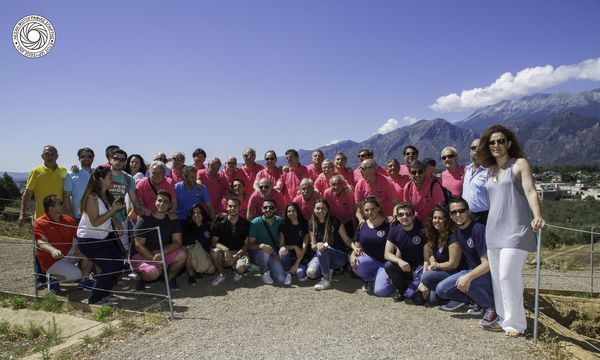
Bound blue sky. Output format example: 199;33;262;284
2;0;600;172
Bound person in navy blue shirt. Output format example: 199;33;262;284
384;202;425;302
436;197;497;325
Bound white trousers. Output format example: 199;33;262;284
487;248;528;333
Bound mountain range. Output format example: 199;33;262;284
298;89;600;167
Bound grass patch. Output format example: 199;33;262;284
30;293;64;313
10;296;27;310
0;317;63;359
0;218;33;239
93;305;114;322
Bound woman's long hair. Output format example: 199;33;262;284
187;204;211;228
125;154;148;176
281;202;308;235
80;166;114;213
476;124;525;167
424;205;454;253
311;199;332;245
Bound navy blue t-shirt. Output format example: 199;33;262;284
387;220;425;269
357;220;389;263
280;223;306;247
451;221;487;270
310;216;348;252
181;222;212;252
431;236;459;264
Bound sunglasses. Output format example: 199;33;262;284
358;154;369;158
156;158;167;162
410;169;424;175
405;152;417;156
227;162;237;165
265;157;275;161
470;146;478;151
396;211;413;218
259;185;270;190
441;154;455;161
450;208;468;215
489;138;507;146
262;205;274;210
112;156;126;162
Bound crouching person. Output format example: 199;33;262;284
34;195;92;293
248;199;286;285
132;190;187;291
436;197;496;326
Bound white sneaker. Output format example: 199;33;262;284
211;274;225;286
233;272;243;282
284;273;292;286
261;271;274;285
314;278;331;291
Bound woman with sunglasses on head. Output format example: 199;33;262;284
417;205;463;306
306;199;355;290
351;197;394;296
278;203;310;285
402;160;445;224
476;124;545;337
384;202;425;302
77;166;126;305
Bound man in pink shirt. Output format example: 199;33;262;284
254;150;282;192
222;156;246;188
192;148;207;172
353;148;387;182
241;148;264;197
354;159;399;220
403;160;445;224
197;158;229;214
314;159;338;194
275;149;309;204
292;178;319;221
334;152;355;187
136;161;177;216
386;158;409;197
440;146;465;196
399;145;419;178
169;151;186;184
247;178;285;219
306;150;324;181
322;175;356;237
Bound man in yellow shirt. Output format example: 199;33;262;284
19;145;67;224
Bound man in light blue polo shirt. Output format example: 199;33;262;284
462;139;489;225
64;147;94;221
175;165;214;221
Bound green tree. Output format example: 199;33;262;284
0;173;21;209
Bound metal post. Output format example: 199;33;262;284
32;224;39;301
591;226;595;297
156;226;174;319
533;229;542;343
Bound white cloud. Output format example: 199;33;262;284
430;57;600;112
325;139;340;146
374;116;418;135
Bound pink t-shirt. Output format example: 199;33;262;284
170;167;184;184
292;193;318;221
247;189;286;219
222;168;246;189
354;173;398;216
335;167;355;186
386;175;406;202
135;177;177;212
322;187;355;224
242;163;264;196
277;165;309;204
440;166;465;196
399;164;411;177
255;167;282;188
402;177;445;224
306;164;322;182
197;170;229;213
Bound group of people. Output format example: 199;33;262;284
23;123;544;337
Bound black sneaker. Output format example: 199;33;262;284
412;290;426;305
169;278;180;292
135;278;146;291
392;290;405;302
187;275;197;287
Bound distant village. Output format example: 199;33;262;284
535;170;600;201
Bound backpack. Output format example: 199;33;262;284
406;177;452;207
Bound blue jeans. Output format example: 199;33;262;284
307;248;348;278
280;252;307;279
252;249;286;283
353;254;395;297
436;270;495;309
420;269;456;306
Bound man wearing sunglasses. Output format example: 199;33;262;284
440;146;465;196
63;147;95;221
241;148;264;197
247;178;285;219
248;200;285;285
399;145;419;180
402;160;445;224
462;139;489;225
254;150;282;192
436;197;496;326
354;159;399;220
